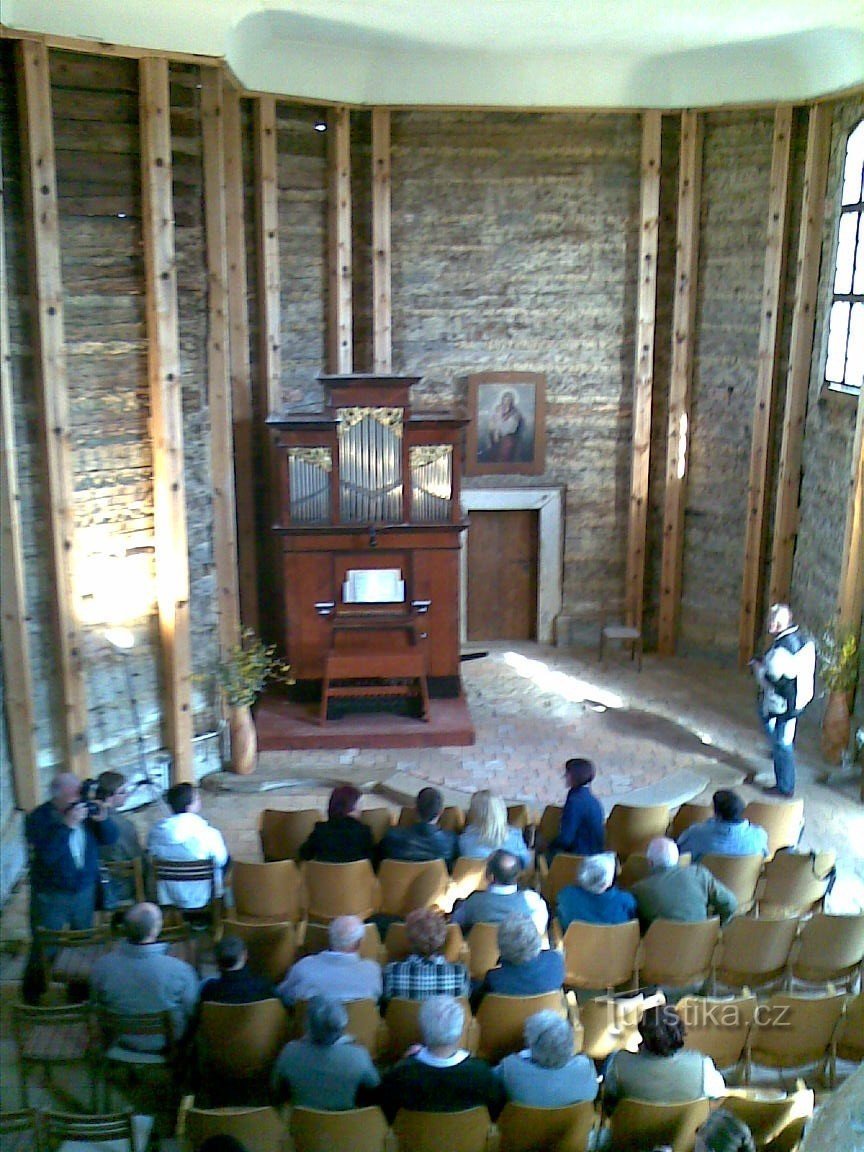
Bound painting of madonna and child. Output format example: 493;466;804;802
466;371;546;476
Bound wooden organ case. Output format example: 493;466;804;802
268;375;468;720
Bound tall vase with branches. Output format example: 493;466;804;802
217;629;293;774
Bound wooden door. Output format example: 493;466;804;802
467;510;538;640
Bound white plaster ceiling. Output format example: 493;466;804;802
5;0;864;107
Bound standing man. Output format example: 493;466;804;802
751;604;816;798
23;772;118;1002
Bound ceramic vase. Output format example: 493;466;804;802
229;703;257;775
820;690;851;765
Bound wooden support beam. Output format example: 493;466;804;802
254;96;281;418
837;385;864;637
201;69;241;670
17;40;91;777
625;110;662;632
224;86;259;632
769;104;832;607
658;110;703;656
328;105;353;374
139;56;193;782
372;107;392;374
0;139;39;810
738;106;793;665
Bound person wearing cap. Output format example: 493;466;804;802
630;838;738;931
676;790;768;862
556;853;637;931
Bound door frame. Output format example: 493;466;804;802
460;487;564;645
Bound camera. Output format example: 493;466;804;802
78;778;101;817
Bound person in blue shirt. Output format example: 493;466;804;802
546;758;605;860
676;790;769;863
556;853;637;930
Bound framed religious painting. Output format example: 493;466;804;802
465;371;546;476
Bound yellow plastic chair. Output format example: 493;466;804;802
382;996;477;1063
788;911;864;990
668;803;713;840
755;850;835;918
746;990;847;1088
12;1002;97;1110
259;808;324;862
178;1099;286;1152
579;992;662;1062
537;853;589;905
466;922;503;983
221;916;299;984
638;917;721;991
603;1098;710;1152
604;803;670;858
560;918;641;995
229;859;304;923
448;857;490;905
837;991;864;1062
497;1099;597;1152
676;992;757;1075
474;991;570;1063
721;1085;815;1152
301;859;380;922
701;853;765;913
392;1106;496;1152
291;1105;390;1152
741;801;804;859
507;804;533;830
377;858;450;918
358;807;395;844
535;806;563;853
197;998;289;1084
713;914;800;992
383;919;468;965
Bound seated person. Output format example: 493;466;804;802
474;915;564;1004
496;1010;599;1107
458;790;531;869
696;1108;756;1152
277;915;382;1005
370;994;506;1122
379;786;458;867
451;850;548;937
631;838;738;931
200;934;274;1003
271;993;380;1110
677;790;769;862
95;771;144;908
382;906;470;1003
603;1004;725;1109
556;853;637;930
147;783;229;909
299;784;376;864
546;758;605;860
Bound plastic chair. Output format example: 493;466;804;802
383;919;468;965
676;992;757;1074
35;924;112;993
603;1097;710;1152
537;853;588;905
837;991;864;1061
40;1110;137;1152
638;917;721;991
392;1106;496;1152
700;853;765;913
746;990;847;1088
221;917;298;984
377;858;450;918
466;922;503;982
579;991;662;1062
741;801;804;859
359;807;395;844
474;991;570;1063
293;997;387;1060
198;999;289;1084
12;1002;97;1109
497;1099;597;1152
507;804;533;830
439;805;467;834
0;1109;39;1152
301;859;381;922
300;919;382;961
721;1085;815;1151
448;858;490;905
713;914;800;992
291;1105;390;1152
178;1099;286;1152
229;859;304;923
755;849;835;917
788;911;864;990
383;996;478;1063
535;806;563;852
560;919;641;994
604;803;670;858
668;802;713;840
259;808;324;862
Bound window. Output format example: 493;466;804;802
825;120;863;393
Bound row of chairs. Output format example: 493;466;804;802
0;1109;143;1152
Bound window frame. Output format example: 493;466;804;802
823;117;863;397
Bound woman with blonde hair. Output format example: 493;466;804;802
458;790;531;868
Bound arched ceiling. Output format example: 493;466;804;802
5;0;864;107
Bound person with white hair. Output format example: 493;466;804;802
373;994;506;1121
556;853;637;931
474;915;564;1004
496;1010;599;1107
630;838;738;931
277;915;382;1005
271;994;380;1110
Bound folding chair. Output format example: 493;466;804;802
301;859;381;923
229;859;304;924
259;808;324;862
637;917;721;992
604;803;670;858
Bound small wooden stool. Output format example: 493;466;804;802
320;649;431;724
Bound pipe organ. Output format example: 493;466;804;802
268;375;468;709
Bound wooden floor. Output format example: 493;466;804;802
254;689;476;750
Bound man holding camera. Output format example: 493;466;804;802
23;771;118;1002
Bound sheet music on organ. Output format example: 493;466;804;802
343;568;405;604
